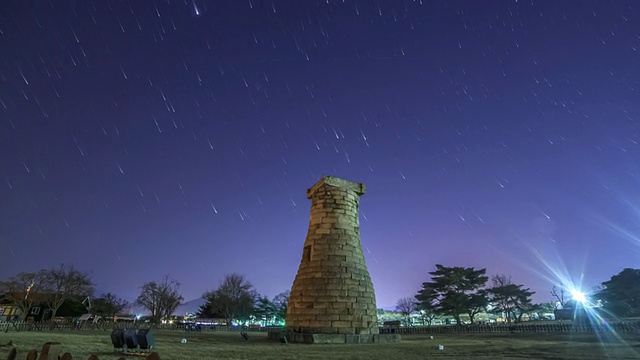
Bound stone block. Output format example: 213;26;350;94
315;295;338;302
293;333;308;343
325;307;349;315
326;289;347;297
346;334;375;343
308;320;333;327
336;296;357;303
374;334;401;343
333;249;353;257
311;334;346;344
322;314;341;321
331;320;353;328
306;308;328;315
345;334;361;344
267;330;284;340
321;215;337;222
337;327;356;334
312;302;328;308
331;302;349;308
336;223;355;231
327;254;347;262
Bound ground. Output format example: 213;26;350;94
1;330;639;359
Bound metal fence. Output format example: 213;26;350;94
2;320;639;334
384;322;640;334
0;320;283;333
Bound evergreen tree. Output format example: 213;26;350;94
599;268;640;317
416;264;488;324
486;275;535;323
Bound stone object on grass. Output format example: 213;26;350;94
6;347;17;360
37;342;61;360
145;352;161;360
25;350;37;360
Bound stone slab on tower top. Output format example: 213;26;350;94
306;175;366;199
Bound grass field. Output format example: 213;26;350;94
1;330;639;360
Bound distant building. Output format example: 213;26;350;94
0;305;21;321
0;303;52;322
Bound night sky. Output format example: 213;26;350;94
1;0;639;309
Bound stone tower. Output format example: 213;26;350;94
286;175;379;341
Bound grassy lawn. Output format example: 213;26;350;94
1;330;639;360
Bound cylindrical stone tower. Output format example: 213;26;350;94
287;175;379;336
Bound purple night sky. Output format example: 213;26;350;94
1;1;639;309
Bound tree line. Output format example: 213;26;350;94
394;264;640;326
0;267;288;327
132;273;289;326
2;264;639;327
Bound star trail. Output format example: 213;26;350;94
1;1;639;308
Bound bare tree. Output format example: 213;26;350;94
0;271;49;321
395;297;417;326
136;276;184;324
93;293;129;320
551;285;567;308
202;273;256;326
43;264;94;321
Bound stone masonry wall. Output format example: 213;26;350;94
286;176;379;335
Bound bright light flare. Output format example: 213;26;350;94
513;241;633;350
571;289;587;303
